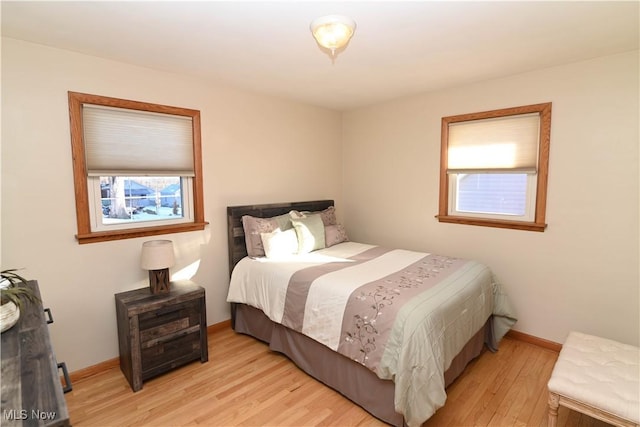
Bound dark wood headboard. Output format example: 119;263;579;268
226;200;334;276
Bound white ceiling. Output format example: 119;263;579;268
2;1;638;111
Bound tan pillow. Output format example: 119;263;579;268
325;224;349;247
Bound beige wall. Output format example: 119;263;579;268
2;37;638;374
1;38;343;371
342;51;639;346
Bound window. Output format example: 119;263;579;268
91;176;192;231
437;103;551;231
69;92;207;243
453;173;533;219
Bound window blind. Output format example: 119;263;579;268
447;113;540;174
82;104;194;176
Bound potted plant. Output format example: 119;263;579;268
1;269;39;332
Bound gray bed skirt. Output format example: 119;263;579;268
232;303;491;427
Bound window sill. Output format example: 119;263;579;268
436;215;546;232
76;222;209;244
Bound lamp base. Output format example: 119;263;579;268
148;269;170;294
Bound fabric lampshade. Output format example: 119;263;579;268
140;240;175;270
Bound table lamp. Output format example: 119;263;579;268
140;240;175;294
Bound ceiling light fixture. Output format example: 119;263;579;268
310;15;356;61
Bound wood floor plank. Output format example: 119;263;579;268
65;327;617;426
487;346;545;425
517;348;558;426
456;339;525;426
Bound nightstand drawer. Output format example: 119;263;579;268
141;329;201;379
138;300;200;342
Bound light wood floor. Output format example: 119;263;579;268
65;327;612;426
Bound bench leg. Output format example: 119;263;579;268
548;392;559;427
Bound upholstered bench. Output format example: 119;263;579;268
548;331;640;427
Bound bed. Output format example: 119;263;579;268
226;200;516;427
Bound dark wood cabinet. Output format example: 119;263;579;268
1;281;71;427
115;280;208;391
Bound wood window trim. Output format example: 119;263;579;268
437;102;552;232
68;91;207;244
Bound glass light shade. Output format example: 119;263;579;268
310;15;356;55
140;240;175;270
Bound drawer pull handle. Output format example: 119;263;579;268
44;308;54;324
57;362;72;393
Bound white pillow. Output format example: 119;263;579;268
260;228;298;258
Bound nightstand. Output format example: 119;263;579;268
115;280;208;392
